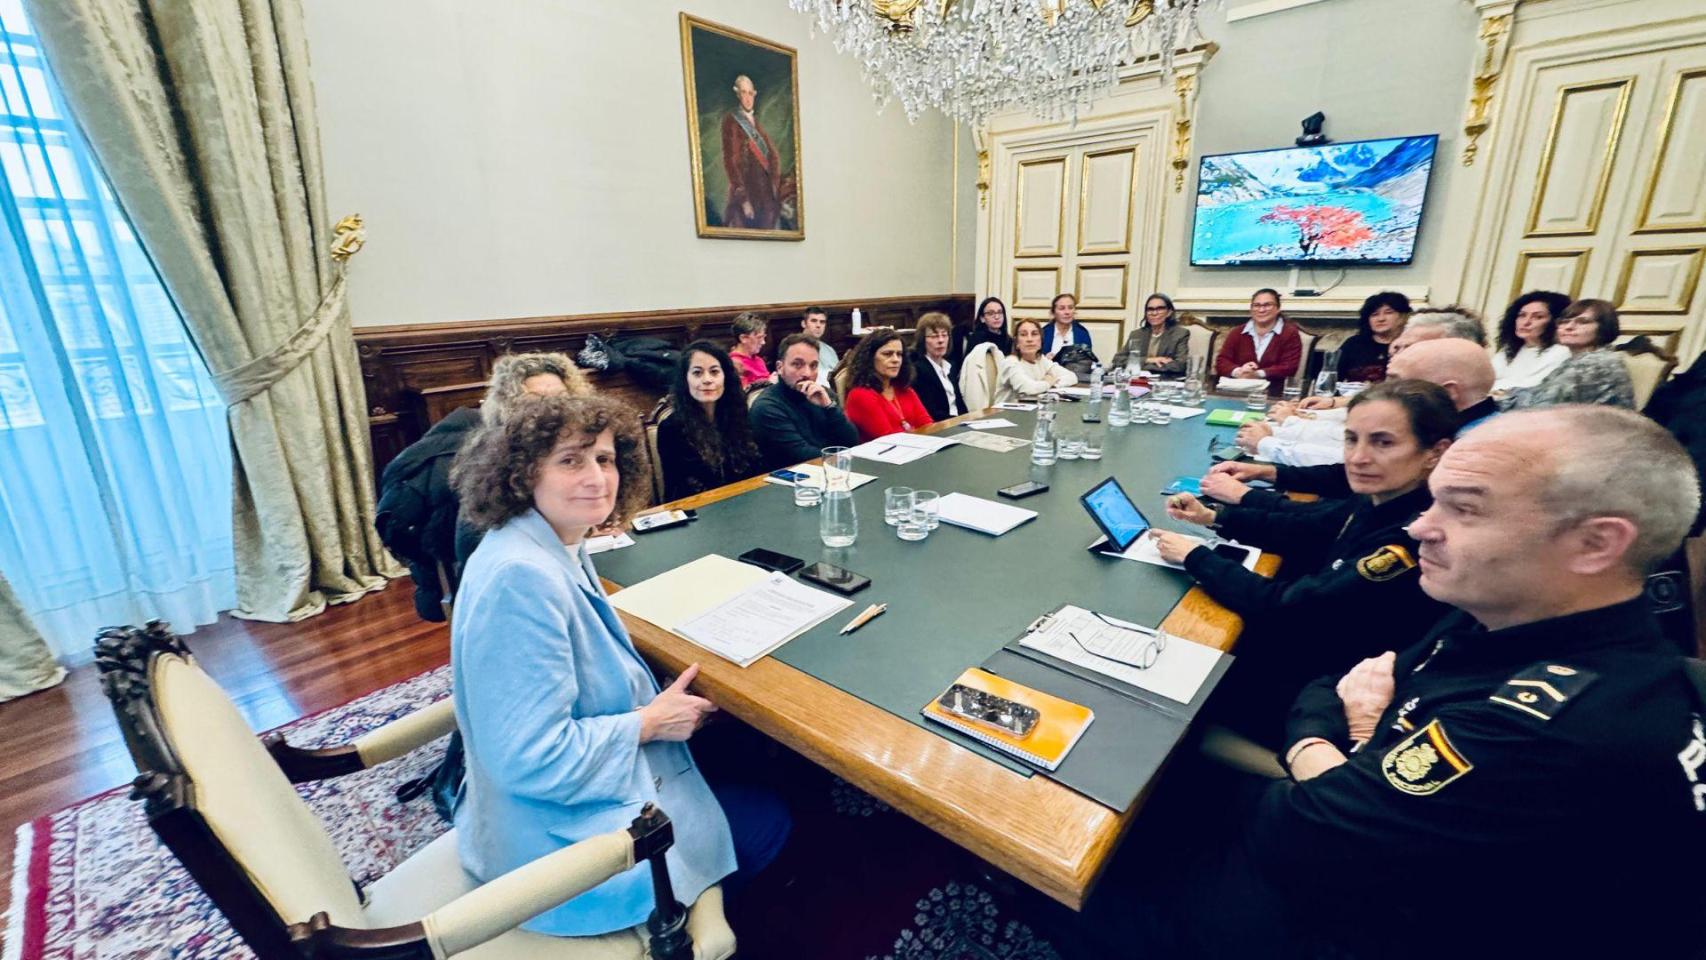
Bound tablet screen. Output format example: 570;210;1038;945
1081;478;1151;551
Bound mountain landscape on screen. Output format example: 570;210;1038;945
1190;135;1438;265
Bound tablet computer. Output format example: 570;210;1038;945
1079;477;1153;553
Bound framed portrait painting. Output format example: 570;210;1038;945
680;14;804;240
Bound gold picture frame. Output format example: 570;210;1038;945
680;14;804;241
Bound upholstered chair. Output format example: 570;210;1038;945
95;622;735;960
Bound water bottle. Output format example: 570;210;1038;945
818;446;858;547
1108;372;1132;426
1030;397;1058;465
1083;361;1104;422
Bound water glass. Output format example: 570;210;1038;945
884;486;914;526
793;479;823;507
1244;392;1269;413
1058;434;1083;460
1282;382;1303;403
913;490;940;530
1081;435;1103;460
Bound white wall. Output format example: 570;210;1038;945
300;0;961;327
1176;0;1480;301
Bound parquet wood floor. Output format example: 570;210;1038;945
0;580;446;939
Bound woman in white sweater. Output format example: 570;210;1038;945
1491;290;1571;392
993;318;1077;404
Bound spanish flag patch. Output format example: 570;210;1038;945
1356;544;1417;582
1381;719;1472;796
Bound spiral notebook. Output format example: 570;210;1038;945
921;668;1094;771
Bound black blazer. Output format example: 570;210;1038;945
910;355;965;422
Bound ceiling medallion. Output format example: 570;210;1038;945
791;0;1214;125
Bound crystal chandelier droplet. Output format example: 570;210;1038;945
790;0;1215;126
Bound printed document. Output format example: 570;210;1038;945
1020;605;1223;705
674;573;852;667
1094;534;1260;572
847;432;960;465
953;431;1031;453
763;462;877;490
960;417;1019;430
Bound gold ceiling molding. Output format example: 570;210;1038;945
1461;1;1520;166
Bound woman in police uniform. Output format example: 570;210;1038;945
1152;379;1458;747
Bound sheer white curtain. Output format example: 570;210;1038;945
0;2;233;663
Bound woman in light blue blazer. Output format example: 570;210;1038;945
449;394;786;936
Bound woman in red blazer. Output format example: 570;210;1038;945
1215;288;1303;391
842;330;934;442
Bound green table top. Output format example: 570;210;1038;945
595;398;1260;777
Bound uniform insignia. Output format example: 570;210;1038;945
1356;544;1416;582
1382;719;1472;795
1679;714;1706;813
1488;662;1598;721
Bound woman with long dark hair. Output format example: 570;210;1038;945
1335;291;1411;383
1492;290;1571;392
842;329;935;442
1502;299;1635;410
656;340;763;501
962;296;1013;357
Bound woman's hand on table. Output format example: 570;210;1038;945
639;663;718;742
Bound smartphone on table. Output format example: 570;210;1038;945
737;547;804;574
997;480;1049;500
798;561;871;595
631;509;696;534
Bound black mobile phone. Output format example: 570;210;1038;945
737;547;804;574
798;561;871;595
997;480;1050;500
1212;542;1252;562
630;509;697;534
937;684;1040;737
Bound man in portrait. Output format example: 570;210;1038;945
721;74;788;230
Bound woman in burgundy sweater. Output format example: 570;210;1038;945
1215;287;1303;392
842;329;934;442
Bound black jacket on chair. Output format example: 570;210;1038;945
375;406;483;622
910;356;966;422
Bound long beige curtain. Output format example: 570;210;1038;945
25;0;403;621
0;573;64;702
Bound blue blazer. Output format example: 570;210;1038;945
450;509;736;936
1041;321;1093;356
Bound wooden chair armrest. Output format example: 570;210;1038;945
266;699;455;783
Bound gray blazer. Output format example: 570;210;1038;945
451;509;737;935
1111;322;1191;373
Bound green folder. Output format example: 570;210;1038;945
1205;408;1263;427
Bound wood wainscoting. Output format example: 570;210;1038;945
355;294;974;478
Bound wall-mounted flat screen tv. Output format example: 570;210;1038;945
1189;134;1440;266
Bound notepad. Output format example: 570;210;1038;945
1205;408;1265;427
935;492;1037;536
847;432;960;464
609;555;851;667
922;668;1093;771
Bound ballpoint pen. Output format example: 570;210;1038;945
840;603;887;634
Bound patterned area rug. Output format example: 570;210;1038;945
4;667;452;960
2;665;1066;960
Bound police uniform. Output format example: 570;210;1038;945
1187;485;1449;746
1247;597;1706;957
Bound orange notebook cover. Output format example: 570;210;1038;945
921;667;1094;771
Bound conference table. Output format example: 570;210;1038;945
595;399;1284;910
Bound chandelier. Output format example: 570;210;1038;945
789;0;1214;126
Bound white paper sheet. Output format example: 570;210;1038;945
935;492;1037;536
1149;403;1208;420
953;431;1031;453
994;402;1038;411
1019;605;1223;705
1092;534;1260;572
960;418;1019;430
673;572;853;667
846;432;960;464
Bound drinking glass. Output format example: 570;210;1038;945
793;478;822;507
1081;435;1103;460
913;490;940;530
884;486;914;527
1244;391;1269;413
896;511;928;541
1058;433;1083;460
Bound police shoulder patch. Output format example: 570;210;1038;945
1356;544;1417;582
1381;719;1473;796
1488;662;1598;722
